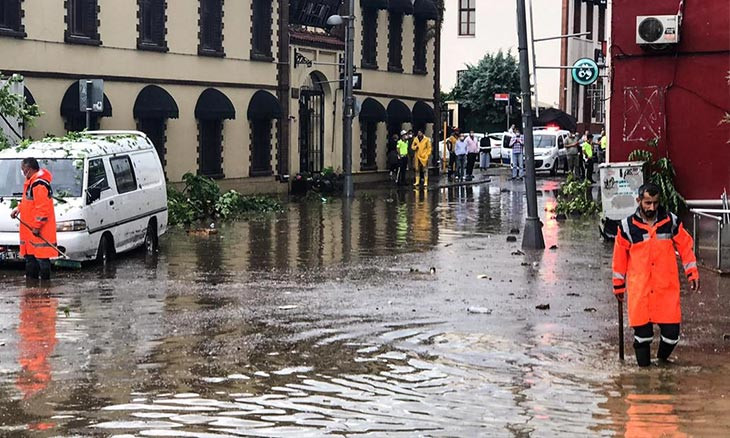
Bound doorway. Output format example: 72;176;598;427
299;74;325;174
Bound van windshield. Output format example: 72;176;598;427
533;135;557;148
0;159;84;198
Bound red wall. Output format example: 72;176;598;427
609;0;730;201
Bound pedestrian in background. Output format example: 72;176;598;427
446;130;459;181
411;130;432;188
479;134;491;171
565;130;581;177
582;135;596;183
465;130;479;181
509;129;524;180
387;133;399;181
598;129;607;163
612;183;699;367
396;131;409;185
9;158;58;281
454;134;468;182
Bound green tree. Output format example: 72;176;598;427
0;73;41;151
451;50;521;133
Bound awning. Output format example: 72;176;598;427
60;81;112;117
359;98;387;123
247;90;282;120
388;0;414;15
24;87;36;106
133;85;179;119
362;0;389;9
536;107;577;132
195;88;236;120
412;100;435;124
387;99;412;125
413;0;438;20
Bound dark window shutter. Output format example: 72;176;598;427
5;0;21;31
388;13;403;71
414;18;426;73
253;0;272;56
152;0;165;44
84;0;98;38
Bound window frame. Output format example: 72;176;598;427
458;0;475;37
65;0;101;46
361;7;378;70
0;0;25;38
251;0;273;61
387;12;403;73
198;0;224;57
109;156;138;194
138;0;168;52
413;17;427;74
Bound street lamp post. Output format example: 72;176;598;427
516;0;545;250
328;1;355;198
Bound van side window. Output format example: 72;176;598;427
87;159;110;191
558;136;565;149
110;156;138;194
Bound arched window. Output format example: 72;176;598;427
247;90;282;176
133;85;179;170
59;81;112;132
194;88;235;178
359;98;387;171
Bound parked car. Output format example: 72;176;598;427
500;129;570;175
0;131;168;265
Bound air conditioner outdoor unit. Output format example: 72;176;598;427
636;15;680;45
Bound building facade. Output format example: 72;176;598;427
559;0;608;133
0;0;439;192
607;0;730;202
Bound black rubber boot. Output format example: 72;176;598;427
38;258;52;281
657;341;676;362
634;342;652;367
25;256;40;279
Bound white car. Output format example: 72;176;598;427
500;129;570;175
0;131;168;264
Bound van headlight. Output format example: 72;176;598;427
57;220;87;232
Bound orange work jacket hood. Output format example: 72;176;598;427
19;169;58;259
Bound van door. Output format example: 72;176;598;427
85;158;116;236
108;155;143;252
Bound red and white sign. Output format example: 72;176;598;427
494;93;510;101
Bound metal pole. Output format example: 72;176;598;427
85;80;92;130
517;0;545;250
528;0;539;118
342;2;355;198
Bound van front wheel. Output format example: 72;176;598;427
144;221;159;254
97;234;115;265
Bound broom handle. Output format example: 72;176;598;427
16;217;71;259
618;299;625;361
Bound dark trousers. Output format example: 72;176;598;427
25;255;51;280
585;158;595;182
448;152;457;179
397;157;408;185
633;323;680;366
466;152;478;177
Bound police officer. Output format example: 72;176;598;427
10;158;58;280
612;183;700;366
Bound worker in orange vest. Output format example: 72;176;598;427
612;182;699;367
10;158;58;280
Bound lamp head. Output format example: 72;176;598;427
326;15;344;26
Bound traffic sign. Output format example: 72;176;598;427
571;58;599;86
494;93;510;101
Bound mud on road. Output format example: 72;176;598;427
1;174;729;437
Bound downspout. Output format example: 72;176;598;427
432;0;443;171
277;0;290;178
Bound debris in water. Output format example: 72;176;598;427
187;228;218;236
511;250;525;256
278;305;298;310
723;334;730;341
549;245;558;250
536;304;550;310
506;236;517;242
429;267;436;274
467;307;492;314
567;293;580;297
509;228;520;235
584;307;597;312
477;274;489;279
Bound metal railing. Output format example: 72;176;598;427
691;207;729;274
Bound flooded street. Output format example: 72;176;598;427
1;174;729;437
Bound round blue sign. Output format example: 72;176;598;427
571;58;600;86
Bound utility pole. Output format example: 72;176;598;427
342;0;355;198
517;0;545;250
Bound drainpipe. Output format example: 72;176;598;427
277;0;290;178
432;1;442;172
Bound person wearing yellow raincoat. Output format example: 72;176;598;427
411;130;432;188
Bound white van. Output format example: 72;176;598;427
0;131;167;264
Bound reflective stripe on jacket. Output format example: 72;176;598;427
19;169;58;259
612;209;699;327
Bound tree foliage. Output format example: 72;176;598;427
450;50;521;132
0;73;41;151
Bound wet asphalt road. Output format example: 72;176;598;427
1;171;729;437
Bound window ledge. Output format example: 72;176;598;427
413;68;428;75
198;48;225;58
65;34;102;46
361;62;378;70
387;65;404;73
200;172;225;180
138;42;169;53
251;52;274;62
0;28;26;39
250;169;273;177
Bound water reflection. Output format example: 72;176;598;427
16;287;57;400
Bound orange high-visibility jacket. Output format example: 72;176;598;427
18;169;58;259
612;209;699;327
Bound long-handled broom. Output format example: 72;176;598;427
16;218;82;269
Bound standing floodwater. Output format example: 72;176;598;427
1;176;729;436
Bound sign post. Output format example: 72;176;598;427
79;79;104;130
495;93;510;131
